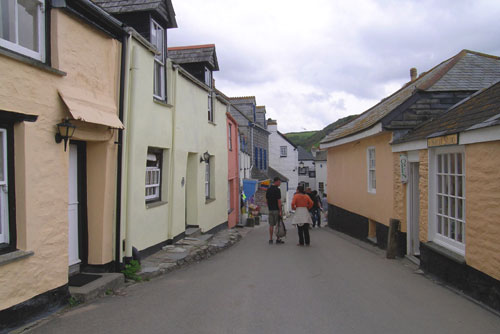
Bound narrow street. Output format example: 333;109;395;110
27;221;500;334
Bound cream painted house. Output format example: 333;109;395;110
0;1;125;330
97;0;178;261
168;45;229;235
320;50;500;251
391;80;500;312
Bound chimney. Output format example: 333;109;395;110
410;68;417;81
267;118;277;132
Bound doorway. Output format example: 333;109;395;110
68;142;88;275
407;162;420;262
185;153;198;228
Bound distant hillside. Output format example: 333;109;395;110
285;115;358;151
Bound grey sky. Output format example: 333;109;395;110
169;0;500;133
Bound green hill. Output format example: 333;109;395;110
285;115;358;151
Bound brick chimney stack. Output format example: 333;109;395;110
410;67;417;81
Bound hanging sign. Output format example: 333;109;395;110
400;154;408;183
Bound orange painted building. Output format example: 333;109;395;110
226;112;240;228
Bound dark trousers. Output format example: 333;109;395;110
311;209;321;227
297;224;310;245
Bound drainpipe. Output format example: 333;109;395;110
115;32;128;272
168;64;179;238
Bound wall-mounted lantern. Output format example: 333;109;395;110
55;118;76;152
299;161;304;169
200;151;210;163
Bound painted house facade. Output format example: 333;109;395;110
226;112;240;228
314;150;327;195
0;0;125;329
320;50;500;252
228;97;270;181
391;80;500;311
96;0;178;261
297;146;316;190
268;119;299;210
168;45;229;235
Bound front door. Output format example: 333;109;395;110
407;162;420;258
68;144;80;268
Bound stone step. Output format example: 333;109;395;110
69;273;124;303
185;227;202;238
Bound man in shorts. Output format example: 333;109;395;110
266;177;283;244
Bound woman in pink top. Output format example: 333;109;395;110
291;185;313;246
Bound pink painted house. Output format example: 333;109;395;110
227;112;240;228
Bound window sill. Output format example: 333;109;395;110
425;241;465;264
146;200;168;209
205;198;216;204
153;97;173;108
208;121;217;126
228;208;234;214
0;249;34;267
0;47;66;77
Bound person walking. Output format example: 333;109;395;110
266;177;284;244
321;193;328;225
310;190;321;227
291;185;313;246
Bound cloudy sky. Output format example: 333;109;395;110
168;0;500;133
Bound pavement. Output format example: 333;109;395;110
14;216;500;334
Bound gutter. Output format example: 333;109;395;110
115;32;128;272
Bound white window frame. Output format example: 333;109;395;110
367;147;376;193
150;19;165;100
205;160;210;199
205;67;212;87
280;146;287;157
428;146;466;255
208;92;213;122
145;150;162;202
0;0;46;61
0;129;9;244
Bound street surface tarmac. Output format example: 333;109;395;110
25;220;500;334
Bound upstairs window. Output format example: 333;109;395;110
308;170;316;178
204;67;212;87
0;0;45;61
208;92;213;122
263;149;267;170
280;146;287;157
150;19;165;100
367;147;376;193
298;166;309;175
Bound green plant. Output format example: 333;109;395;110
122;260;142;282
68;296;80;307
105;289;113;296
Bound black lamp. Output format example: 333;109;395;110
299;161;304;169
55;118;76;152
200;151;210;163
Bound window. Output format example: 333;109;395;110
308;170;316;178
208;92;213;122
367;147;376;193
319;182;324;193
280;146;287;157
0;129;9;245
0;0;45;61
430;147;465;254
254;147;258;168
228;123;232;151
150;19;165;99
145;148;162;202
263;149;267;170
205;67;212;87
298;166;309;175
259;148;263;170
205;159;211;199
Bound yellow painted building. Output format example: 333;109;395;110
0;2;124;329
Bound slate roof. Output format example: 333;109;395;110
228;96;257;104
393;80;500;144
268;167;289;182
314;150;327;161
298;146;314;160
92;0;177;28
167;44;219;71
321;50;500;144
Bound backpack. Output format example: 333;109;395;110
276;217;287;238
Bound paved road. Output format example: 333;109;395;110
27;221;500;334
